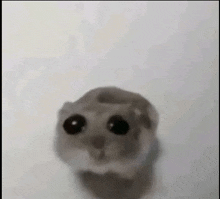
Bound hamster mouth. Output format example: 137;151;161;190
97;151;105;160
90;150;107;163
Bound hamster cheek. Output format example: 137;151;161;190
65;149;92;171
105;143;123;160
139;127;155;152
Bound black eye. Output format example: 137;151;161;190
63;114;86;135
107;115;129;135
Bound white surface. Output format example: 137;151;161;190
2;2;219;199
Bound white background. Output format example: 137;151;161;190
2;2;219;199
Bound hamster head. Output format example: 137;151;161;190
54;87;159;178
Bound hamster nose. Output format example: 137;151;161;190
91;136;106;149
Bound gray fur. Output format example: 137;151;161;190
54;87;161;199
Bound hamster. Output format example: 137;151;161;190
54;87;160;198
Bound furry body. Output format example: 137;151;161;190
54;87;160;198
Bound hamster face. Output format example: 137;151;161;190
54;87;158;178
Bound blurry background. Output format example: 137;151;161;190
2;2;219;199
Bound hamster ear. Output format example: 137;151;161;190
61;101;73;110
134;100;159;132
145;103;159;131
58;101;73;116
